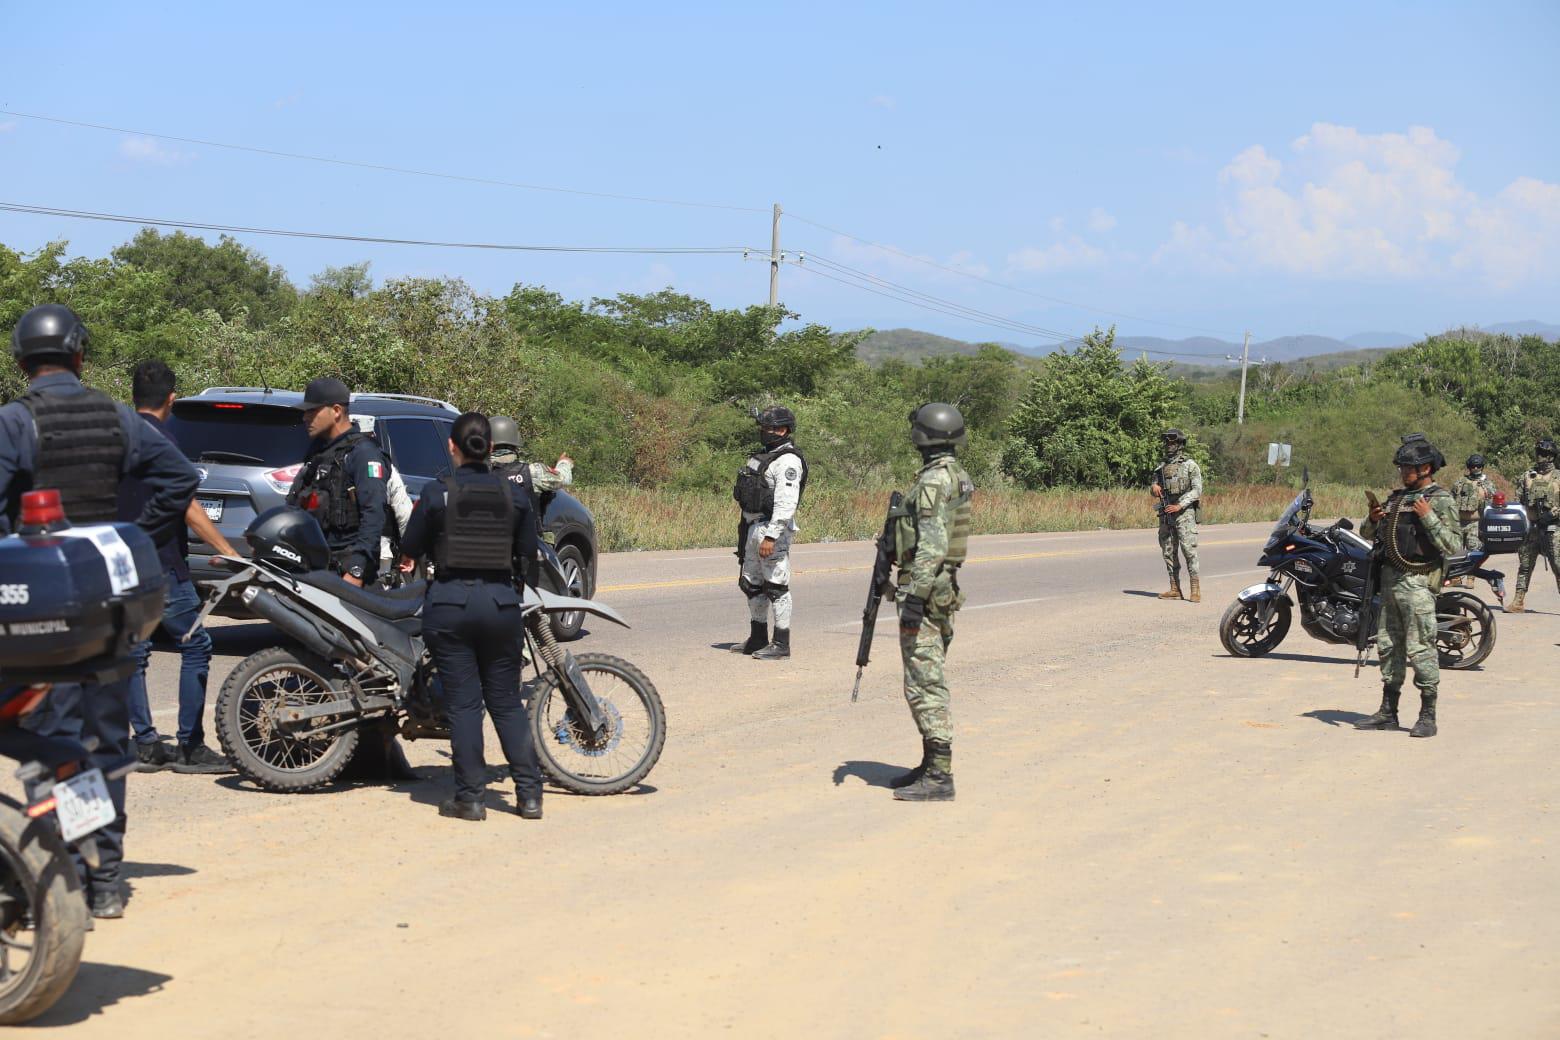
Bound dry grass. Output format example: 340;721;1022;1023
576;483;1366;553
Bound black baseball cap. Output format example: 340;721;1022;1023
293;377;351;410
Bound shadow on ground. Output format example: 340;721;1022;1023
1300;709;1374;727
28;963;172;1027
832;761;908;788
1120;590;1167;599
1215;650;1372;667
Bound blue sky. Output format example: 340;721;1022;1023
2;2;1556;351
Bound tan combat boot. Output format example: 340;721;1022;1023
1158;579;1183;600
1188;576;1202;603
1507;590;1525;613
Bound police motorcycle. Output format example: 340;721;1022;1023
200;508;665;795
0;490;162;1023
1219;477;1500;669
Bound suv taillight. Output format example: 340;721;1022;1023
266;464;302;494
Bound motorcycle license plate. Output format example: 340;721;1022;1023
198;496;224;522
53;768;115;843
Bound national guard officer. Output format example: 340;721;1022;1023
1508;438;1560;613
1355;434;1462;738
889;403;974;802
732;406;806;660
488;415;575;497
1151;428;1203;602
1450;454;1497;584
286;377;390;587
0;304;199;917
398;413;544;821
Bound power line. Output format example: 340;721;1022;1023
0;202;756;255
785;211;1249;340
0;109;769;214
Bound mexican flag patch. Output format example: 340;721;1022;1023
366;461;385;479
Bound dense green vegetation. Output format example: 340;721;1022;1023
4;232;1556;504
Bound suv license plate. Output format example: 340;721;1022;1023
53;768;116;843
198;497;224;522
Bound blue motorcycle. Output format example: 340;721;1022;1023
1219;485;1500;669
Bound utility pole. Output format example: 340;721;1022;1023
768;203;782;308
1235;330;1252;425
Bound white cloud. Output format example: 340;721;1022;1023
1087;207;1118;233
868;95;896;110
274;91;303;109
827;234;991;280
1006;237;1107;274
119;135;193;166
0;121;15;133
1157;122;1560;288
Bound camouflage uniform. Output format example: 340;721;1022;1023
894;454;974;763
1360;484;1461;707
1514;463;1560;599
490;447;574;494
1450;471;1497;551
1155;450;1202;590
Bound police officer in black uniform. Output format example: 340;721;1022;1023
0;304;198;918
398;413;544;821
286;377;390;587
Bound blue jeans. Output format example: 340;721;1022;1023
127;571;214;749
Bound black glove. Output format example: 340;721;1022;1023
899;595;926;634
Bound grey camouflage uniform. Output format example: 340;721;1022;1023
1155;451;1202;582
894;454;973;766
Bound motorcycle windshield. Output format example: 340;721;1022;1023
1271;491;1308;537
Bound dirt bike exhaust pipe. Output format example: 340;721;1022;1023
240;587;340;660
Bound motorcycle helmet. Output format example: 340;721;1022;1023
1392;433;1445;472
246;507;331;572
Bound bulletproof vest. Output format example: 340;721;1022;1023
434;472;516;573
19;387;127;523
1159;454;1198;506
732;444;808;518
291;432;369;535
495;459;536;503
1381;487;1448;573
1453;476;1485;514
895;456;974;567
1524;468;1559;518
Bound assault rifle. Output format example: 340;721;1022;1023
851;491;903;702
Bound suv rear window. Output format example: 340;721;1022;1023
166;402;311;467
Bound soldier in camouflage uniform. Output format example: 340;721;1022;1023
1151;428;1203;602
1450;454;1497;569
1355;434;1463;738
1509;438;1560;613
488;415;575;495
889;403;974;803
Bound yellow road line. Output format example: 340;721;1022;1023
598;536;1267;594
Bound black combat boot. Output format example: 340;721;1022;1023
738;620;768;654
1354;686;1401;730
1410;694;1437;738
439;797;487;821
893;741;954;801
752;627;790;660
888;740;932;789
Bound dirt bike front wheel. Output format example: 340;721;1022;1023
528;653;666;795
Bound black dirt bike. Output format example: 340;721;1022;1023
196;552;666;797
1219;484;1499;669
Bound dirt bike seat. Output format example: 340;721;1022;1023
296;571;427;620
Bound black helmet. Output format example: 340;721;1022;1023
1538;438;1558;459
1392;433;1445;471
756;405;796;449
909;402;967;451
1162;428;1187;443
488;415;522;454
1466;454;1486;469
11;304;89;362
245;507;331;572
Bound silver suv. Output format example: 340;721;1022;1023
165;386;598;637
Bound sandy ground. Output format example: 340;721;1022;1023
9;522;1559;1038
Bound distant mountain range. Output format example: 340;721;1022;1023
856;321;1560;366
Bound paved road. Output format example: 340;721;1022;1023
16;523;1560;1038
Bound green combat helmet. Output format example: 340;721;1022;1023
909;402;966;452
488;415;522;456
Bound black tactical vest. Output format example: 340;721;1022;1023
733;445;808;518
1382;488;1449;566
435;472;516;573
19;387;127;523
290;432;370;535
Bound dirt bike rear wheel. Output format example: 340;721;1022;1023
0;798;88;1024
1434;590;1497;670
528;653;666;795
216;646;360;792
